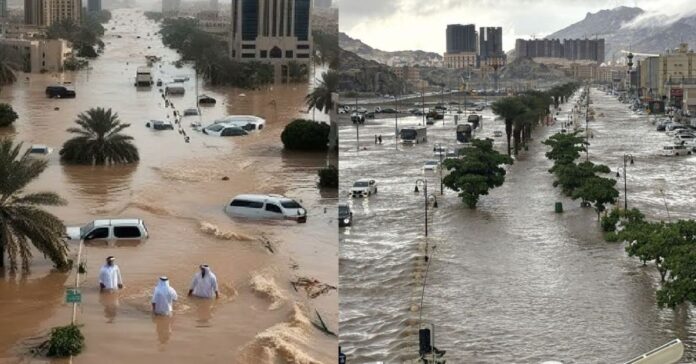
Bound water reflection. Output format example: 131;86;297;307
192;298;215;327
99;291;119;323
153;315;174;346
62;164;137;208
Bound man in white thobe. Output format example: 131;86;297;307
152;276;178;316
99;256;123;292
188;264;219;299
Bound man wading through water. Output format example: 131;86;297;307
99;256;124;292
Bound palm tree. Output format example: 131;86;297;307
0;45;22;86
60;108;139;165
306;70;338;114
492;96;528;156
0;139;70;272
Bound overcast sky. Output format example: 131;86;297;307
337;0;696;53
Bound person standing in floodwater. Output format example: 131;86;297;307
378;135;383;144
99;256;123;292
152;276;178;316
188;264;219;299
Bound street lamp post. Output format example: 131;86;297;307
414;179;438;237
434;143;444;195
616;154;635;210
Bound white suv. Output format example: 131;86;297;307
66;219;149;244
224;194;307;223
351;179;377;197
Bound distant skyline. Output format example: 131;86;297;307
337;0;696;54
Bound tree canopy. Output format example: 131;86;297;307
442;138;513;208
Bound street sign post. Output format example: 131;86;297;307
66;288;82;304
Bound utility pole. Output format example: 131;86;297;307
355;96;360;152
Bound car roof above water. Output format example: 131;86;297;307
230;194;295;202
92;219;143;227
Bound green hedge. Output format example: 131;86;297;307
0;104;18;127
281;119;330;151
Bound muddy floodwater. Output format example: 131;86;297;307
0;8;336;363
339;89;696;363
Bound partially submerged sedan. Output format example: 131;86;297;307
202;123;249;137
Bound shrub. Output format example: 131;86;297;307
0;104;18;127
46;325;84;357
281;119;330;151
318;165;338;188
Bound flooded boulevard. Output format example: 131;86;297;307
0;8;336;364
339;89;696;362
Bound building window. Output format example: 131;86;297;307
270;46;282;58
296;53;309;59
242;53;256;58
241;0;259;41
260;50;267;58
242;44;255;49
293;0;309;41
297;44;309;49
285;50;293;58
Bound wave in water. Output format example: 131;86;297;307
249;271;286;311
199;221;254;241
240;303;323;364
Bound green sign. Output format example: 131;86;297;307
66;288;82;303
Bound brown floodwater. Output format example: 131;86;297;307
0;8;336;364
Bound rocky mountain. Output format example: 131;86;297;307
339;32;443;67
338;48;405;95
546;6;696;63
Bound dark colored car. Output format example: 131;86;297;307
365;112;375;119
381;108;398;113
338;203;352;227
351;113;365;124
45;85;76;99
198;95;217;105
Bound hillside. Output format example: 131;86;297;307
546;6;696;62
339;32;442;67
338;48;405;95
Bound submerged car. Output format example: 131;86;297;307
66;219;149;244
145;120;174;130
351;179;377;197
225;194;307;223
28;144;53;155
198;95;216;105
202;123;249;137
338;203;353;227
183;108;199;116
423;160;440;172
45;85;76;98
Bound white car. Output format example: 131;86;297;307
351;179;377;197
423;160;440;172
225;194;307;223
661;144;692;156
66;219;149;244
202;123;249;137
212;115;265;131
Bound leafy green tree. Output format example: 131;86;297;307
288;61;309;83
551;161;610;196
60;108;139;165
306;70;338;114
542;131;586;166
0;139;70;272
442;138;513;208
571;176;618;219
491;96;527;156
281;119;330;151
0;104;18;127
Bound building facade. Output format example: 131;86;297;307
25;0;81;26
446;24;477;54
515;38;604;63
1;0;7;19
444;51;477;69
230;0;313;82
0;38;71;72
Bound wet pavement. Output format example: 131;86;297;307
0;8;336;364
338;89;696;363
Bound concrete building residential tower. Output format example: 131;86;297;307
479;26;506;67
230;0;313;83
25;0;81;26
444;24;478;69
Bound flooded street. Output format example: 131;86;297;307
0;8;336;364
338;89;696;363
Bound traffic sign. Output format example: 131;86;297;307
66;288;82;303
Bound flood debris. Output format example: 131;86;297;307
312;310;336;337
290;277;336;298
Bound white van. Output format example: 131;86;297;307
661;144;692;156
224;194;307;223
212;115;265;131
66;219;149;244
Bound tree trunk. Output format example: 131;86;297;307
513;126;521;155
505;119;512;156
